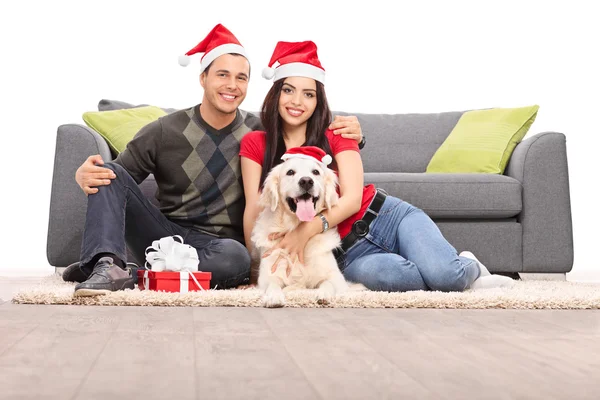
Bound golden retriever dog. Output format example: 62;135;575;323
251;155;355;308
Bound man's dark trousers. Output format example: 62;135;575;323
79;162;251;289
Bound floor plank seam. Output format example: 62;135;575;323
191;309;200;400
69;323;117;400
258;310;325;400
0;323;39;360
331;311;435;396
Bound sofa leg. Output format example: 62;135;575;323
518;273;566;281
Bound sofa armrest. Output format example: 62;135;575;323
46;124;113;267
505;132;574;273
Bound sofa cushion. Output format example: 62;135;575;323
138;172;521;219
425;105;539;174
364;173;522;218
436;221;522;272
82;106;167;154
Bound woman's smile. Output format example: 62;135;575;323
286;107;304;117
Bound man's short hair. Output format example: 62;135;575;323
202;53;251;78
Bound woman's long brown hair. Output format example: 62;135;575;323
259;78;333;188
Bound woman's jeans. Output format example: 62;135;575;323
79;162;251;289
340;195;480;292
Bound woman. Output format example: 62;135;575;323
240;40;513;292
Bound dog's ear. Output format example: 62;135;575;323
323;168;339;210
259;166;280;212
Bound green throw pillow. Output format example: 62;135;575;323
82;106;167;154
426;105;540;174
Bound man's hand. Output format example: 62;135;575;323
75;155;116;195
329;115;363;143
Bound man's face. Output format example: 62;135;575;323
200;54;250;115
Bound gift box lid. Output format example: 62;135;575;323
137;270;212;280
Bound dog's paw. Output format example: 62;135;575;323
263;291;286;308
317;297;330;306
348;283;368;292
316;289;334;306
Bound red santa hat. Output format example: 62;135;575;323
262;41;325;84
178;24;248;73
281;146;332;166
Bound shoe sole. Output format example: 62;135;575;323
73;280;135;297
73;288;113;297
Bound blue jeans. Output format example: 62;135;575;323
79;162;251;289
340;195;480;292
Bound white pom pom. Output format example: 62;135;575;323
262;67;275;80
321;154;332;166
178;55;191;67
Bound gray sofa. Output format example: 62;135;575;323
47;100;574;278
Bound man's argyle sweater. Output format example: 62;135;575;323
114;104;262;243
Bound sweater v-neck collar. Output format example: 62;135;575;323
193;104;243;136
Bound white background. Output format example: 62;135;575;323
1;0;597;280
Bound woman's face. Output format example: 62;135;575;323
278;76;318;130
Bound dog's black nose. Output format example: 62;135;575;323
298;177;314;191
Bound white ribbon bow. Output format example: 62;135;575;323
144;235;199;272
143;235;204;293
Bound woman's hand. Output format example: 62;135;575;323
263;221;319;271
264;228;309;264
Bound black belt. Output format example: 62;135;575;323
334;188;387;263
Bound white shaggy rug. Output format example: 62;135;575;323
10;275;600;309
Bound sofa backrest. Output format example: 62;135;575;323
98;99;465;173
334;111;465;173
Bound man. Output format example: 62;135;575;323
65;24;364;296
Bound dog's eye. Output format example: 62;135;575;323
286;169;295;176
312;169;320;176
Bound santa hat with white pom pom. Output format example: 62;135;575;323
281;146;332;167
178;24;248;73
262;41;325;84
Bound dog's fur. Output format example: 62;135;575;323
252;157;356;307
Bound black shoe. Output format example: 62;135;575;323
62;262;92;283
64;261;139;284
74;257;135;297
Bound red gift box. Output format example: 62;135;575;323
137;270;212;292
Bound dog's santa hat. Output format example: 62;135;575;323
178;24;248;73
262;41;325;84
281;146;332;166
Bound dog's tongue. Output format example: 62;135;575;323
296;198;316;222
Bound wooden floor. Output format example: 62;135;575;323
1;280;599;400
